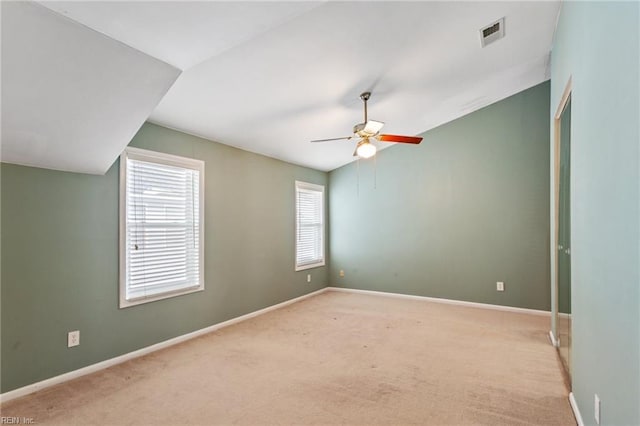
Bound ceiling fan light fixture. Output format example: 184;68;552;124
356;140;377;159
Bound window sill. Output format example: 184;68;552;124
119;285;204;309
295;261;325;272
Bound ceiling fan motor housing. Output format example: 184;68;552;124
354;120;385;138
353;122;367;135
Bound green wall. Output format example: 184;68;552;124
329;82;551;310
1;122;328;393
550;2;639;424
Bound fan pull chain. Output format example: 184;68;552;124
374;153;377;190
356;157;360;197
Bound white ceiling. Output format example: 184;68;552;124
2;1;560;174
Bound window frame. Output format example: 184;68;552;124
295;180;325;271
119;147;205;308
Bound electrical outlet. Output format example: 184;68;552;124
594;394;600;424
339;270;345;278
307;274;311;283
497;282;505;291
68;330;80;348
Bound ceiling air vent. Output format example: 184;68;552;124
480;17;505;48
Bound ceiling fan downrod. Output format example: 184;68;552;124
360;91;371;123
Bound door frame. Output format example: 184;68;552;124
552;76;572;347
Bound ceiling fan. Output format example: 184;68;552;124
310;91;423;158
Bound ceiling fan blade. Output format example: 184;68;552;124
362;120;384;135
310;136;353;143
377;134;423;144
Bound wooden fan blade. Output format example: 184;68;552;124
310;136;353;143
377;134;423;144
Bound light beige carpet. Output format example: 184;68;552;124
1;291;576;425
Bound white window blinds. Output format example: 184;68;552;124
120;148;204;308
295;181;325;270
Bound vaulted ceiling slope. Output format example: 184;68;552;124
1;1;181;174
2;1;560;174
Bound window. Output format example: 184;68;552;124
119;147;204;308
295;181;325;271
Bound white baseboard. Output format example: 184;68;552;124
549;330;560;347
327;287;552;316
0;287;329;404
569;392;584;426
